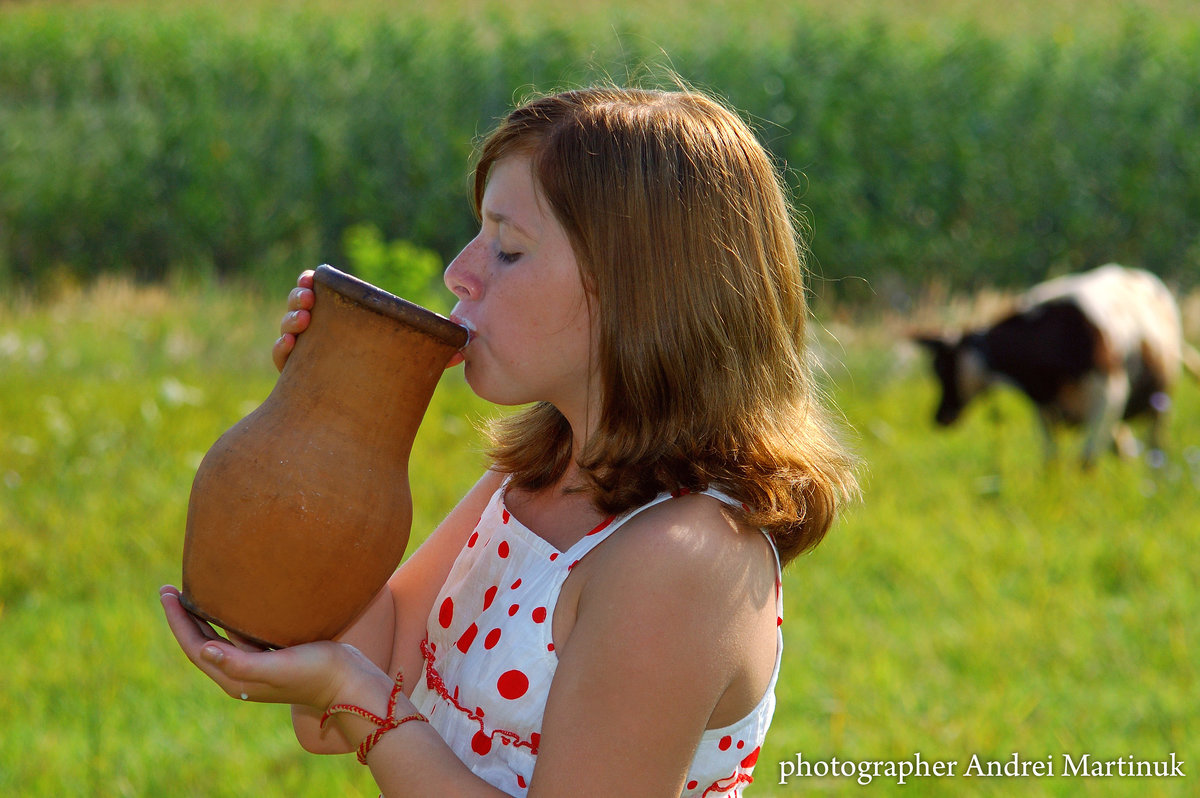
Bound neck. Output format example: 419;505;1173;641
556;453;590;497
553;395;600;486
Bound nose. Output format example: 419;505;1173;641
444;236;486;301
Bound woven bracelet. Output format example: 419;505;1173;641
320;671;429;765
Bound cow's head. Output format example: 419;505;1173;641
913;333;992;426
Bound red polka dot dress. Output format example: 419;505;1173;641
408;481;782;796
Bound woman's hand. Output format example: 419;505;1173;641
159;584;385;713
272;270;316;373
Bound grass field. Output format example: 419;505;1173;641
1;276;1196;796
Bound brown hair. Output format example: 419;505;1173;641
474;86;858;564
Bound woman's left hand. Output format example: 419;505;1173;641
159;584;377;711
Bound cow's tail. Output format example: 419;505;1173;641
1183;342;1200;382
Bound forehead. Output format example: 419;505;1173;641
481;156;546;228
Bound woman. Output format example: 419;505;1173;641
163;84;858;796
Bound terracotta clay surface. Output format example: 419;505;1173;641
181;265;468;648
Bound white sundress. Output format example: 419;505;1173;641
407;482;784;797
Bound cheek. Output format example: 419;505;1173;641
566;306;601;381
548;291;595;352
512;277;590;336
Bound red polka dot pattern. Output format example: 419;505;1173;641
496;669;529;700
456;623;477;653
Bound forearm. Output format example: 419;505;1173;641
369;718;509;797
294;472;504;772
324;669;510;797
293;586;398;753
292;704;353;754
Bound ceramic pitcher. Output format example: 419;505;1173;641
181;264;468;648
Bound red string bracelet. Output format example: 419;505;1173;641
320;671;428;765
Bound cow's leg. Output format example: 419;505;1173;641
1036;405;1059;463
1080;371;1130;467
1111;423;1140;459
1147;391;1173;454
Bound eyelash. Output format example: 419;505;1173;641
496;249;521;264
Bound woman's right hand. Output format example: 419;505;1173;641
272;270;316;372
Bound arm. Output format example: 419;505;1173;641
162;579;509;798
161;469;507;788
291;468;505;753
161;584;503;795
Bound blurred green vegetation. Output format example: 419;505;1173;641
342;225;448;312
1;1;1198;298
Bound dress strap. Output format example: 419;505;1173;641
698;486;784;618
561;486;759;566
559;491;677;564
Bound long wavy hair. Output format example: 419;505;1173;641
474;86;858;564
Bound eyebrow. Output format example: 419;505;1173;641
484;209;536;242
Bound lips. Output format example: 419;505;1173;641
450;314;476;343
446;314;475;369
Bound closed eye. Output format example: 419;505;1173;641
496;249;522;264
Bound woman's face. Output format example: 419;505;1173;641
444;155;598;425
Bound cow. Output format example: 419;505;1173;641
913;263;1200;467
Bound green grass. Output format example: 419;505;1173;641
2;279;1195;796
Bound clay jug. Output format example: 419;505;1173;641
180;264;468;648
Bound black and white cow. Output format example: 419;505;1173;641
914;264;1199;466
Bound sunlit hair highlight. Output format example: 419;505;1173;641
473;85;858;564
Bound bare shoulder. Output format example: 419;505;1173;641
616;492;771;574
575;492;777;628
